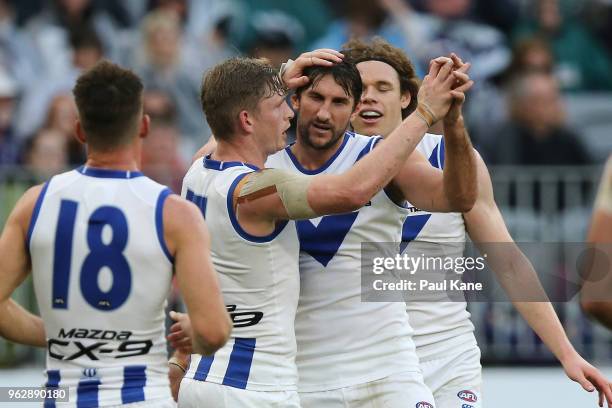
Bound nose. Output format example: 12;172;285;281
361;86;377;104
284;101;294;120
316;104;331;122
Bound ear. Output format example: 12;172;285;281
74;120;86;145
238;110;254;134
139;114;150;139
400;91;411;110
290;94;300;111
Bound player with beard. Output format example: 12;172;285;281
259;57;477;406
344;37;612;408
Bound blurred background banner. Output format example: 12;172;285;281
0;0;610;391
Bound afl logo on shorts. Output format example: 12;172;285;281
457;390;478;403
83;368;97;378
415;402;434;408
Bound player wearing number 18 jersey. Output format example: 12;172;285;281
0;61;231;407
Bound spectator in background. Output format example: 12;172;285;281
472;0;521;34
378;0;510;82
506;36;555;76
376;0;510;147
22;128;68;179
0;0;38;93
43;93;85;165
311;0;422;74
0;68;18;166
141;89;186;192
484;71;591;165
24;0;121;78
236;0;330;52
131;10;208;155
513;0;612;91
130;0;236;74
247;10;303;69
15;24;103;140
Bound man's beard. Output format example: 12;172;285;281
298;119;347;151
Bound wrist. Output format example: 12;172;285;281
415;102;437;128
171;350;190;366
557;340;578;365
443;115;464;128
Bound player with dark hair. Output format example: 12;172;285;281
256;47;475;407
0;60;231;407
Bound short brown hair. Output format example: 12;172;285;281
343;37;420;118
73;60;143;150
200;57;286;140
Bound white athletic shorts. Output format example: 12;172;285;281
177;377;301;407
299;371;436;408
420;347;482;408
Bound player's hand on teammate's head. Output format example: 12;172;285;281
562;352;612;407
281;49;344;90
167;311;194;355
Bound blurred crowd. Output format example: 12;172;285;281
0;0;611;191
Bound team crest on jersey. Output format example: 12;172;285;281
457;390;478;403
415;402;433;408
296;211;359;266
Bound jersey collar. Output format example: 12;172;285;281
77;165;144;179
203;155;260;171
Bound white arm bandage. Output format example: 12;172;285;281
237;169;317;219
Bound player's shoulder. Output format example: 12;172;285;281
184;155;205;180
163;194;206;237
9;182;48;231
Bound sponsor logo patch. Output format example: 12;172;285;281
416;402;434;408
462;404;474;408
457;390;478;403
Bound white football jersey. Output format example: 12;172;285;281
403;134;477;361
29;166;174;407
266;132;419;391
181;156;300;391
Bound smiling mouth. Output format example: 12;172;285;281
359;110;383;122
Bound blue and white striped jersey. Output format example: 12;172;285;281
29;166;175;407
181;156;300;392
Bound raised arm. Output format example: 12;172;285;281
163;195;231;356
235;56;463;231
0;185;46;347
388;54;477;213
465;152;612;407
